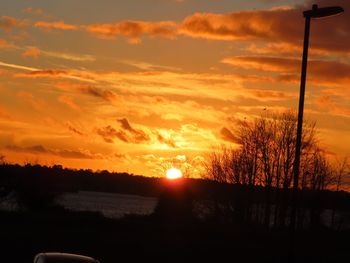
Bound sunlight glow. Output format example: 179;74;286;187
166;168;183;180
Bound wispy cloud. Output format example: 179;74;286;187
97;118;151;144
0;61;39;71
66;122;85;136
22;7;51;18
222;56;350;86
3;0;348;55
20;46;96;62
85;20;177;43
220;127;239;143
97;125;127;144
5;144;101;159
0;38;15;49
41;50;95;62
222;56;299;72
16;91;46;111
118;118;151;142
314;95;350;118
0;16;28;31
120;60;181;71
22;47;41;58
58;95;81;111
34;20;78;31
0;106;11;120
0;60;95;82
1;59;301;105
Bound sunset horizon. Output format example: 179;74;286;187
0;0;349;179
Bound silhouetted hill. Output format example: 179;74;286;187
1;163;349;208
0;163;350;262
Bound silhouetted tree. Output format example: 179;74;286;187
204;111;345;229
331;158;349;229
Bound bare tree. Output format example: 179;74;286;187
331;158;349;229
204;111;343;228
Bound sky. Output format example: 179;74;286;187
0;0;349;177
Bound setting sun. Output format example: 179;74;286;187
0;1;348;179
166;168;183;180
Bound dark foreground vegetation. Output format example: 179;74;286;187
0;208;349;263
0;162;349;262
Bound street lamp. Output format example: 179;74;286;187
291;3;344;231
288;4;344;262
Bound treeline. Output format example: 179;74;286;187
0;163;170;212
0;163;164;198
0;135;349;230
205;111;349;229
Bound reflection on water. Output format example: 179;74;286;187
1;190;348;229
57;191;158;219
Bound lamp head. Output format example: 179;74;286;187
303;4;344;18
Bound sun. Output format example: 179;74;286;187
166;168;183;180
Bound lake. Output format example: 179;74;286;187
56;191;158;219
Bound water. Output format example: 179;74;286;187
1;191;348;229
56;191;158;219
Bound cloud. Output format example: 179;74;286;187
40;50;95;62
48;68;297;107
156;133;177;148
3;0;349;54
179;1;350;54
0;61;40;71
80;86;119;101
58;95;80;111
117;118;151;142
117;118;133;131
120;60;181;71
12;67;94;83
0;16;28;31
243;42;326;56
18;47;96;62
7;144;48;153
4;16;176;44
17;69;69;77
85;20;177;43
314;95;350;117
248;89;293;101
220;127;239;143
17;91;46;111
0;38;15;49
179;9;301;41
222;56;350;86
97;125;127;143
66;123;84;136
0;60;95;83
22;7;48;18
54;82;120;102
5;144;99;159
34;21;78;31
56;149;99;159
114;152;130;160
222;56;299;72
0;107;11;120
1;59;299;106
22;47;41;58
137;152;204;178
97;119;152;144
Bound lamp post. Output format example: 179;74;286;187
289;4;344;261
291;3;344;230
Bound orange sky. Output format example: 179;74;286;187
0;0;349;177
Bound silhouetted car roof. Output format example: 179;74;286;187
33;252;100;263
